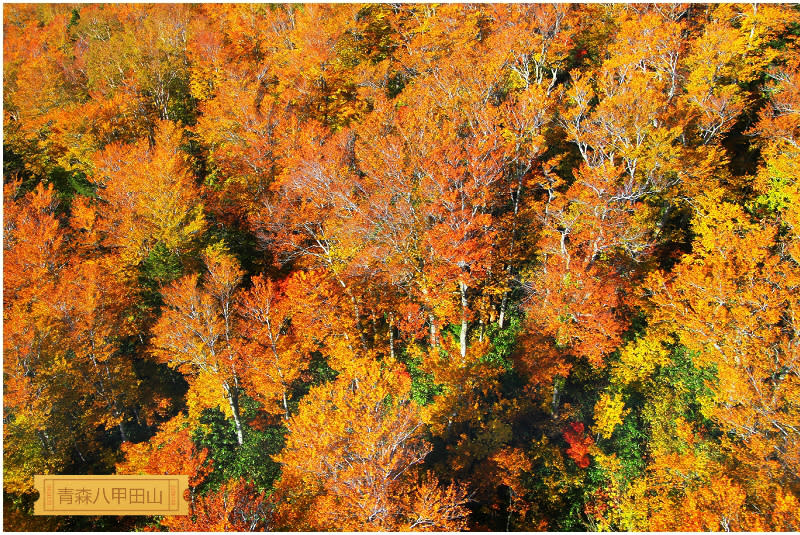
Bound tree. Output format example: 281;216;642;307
90;119;205;273
164;478;272;532
116;413;212;490
151;245;245;444
236;269;346;418
273;356;469;530
644;193;800;510
4;180;141;499
7;4;800;531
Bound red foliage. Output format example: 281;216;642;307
563;422;593;469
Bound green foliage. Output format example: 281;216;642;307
655;346;718;431
137;242;184;311
3;143;95;205
400;347;442;407
192;402;285;494
68;8;80;29
612;403;648;480
307;352;339;387
753;173;793;213
386;70;409;99
599;344;718;483
2;143;38;196
483;313;523;370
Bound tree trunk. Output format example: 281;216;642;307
118;419;128;443
74;445;87;463
389;312;395;359
335;276;366;351
113;398;129;443
341;278;367;351
498;168;525;330
459;280;468;359
225;385;244;445
37;430;54;456
498;292;508;330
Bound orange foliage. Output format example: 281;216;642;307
273;356;469;530
117;415;211;489
161;479;271;532
5;3;800;531
90;120;205;271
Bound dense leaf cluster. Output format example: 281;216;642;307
4;4;800;531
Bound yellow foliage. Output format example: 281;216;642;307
186;371;228;424
612;334;670;385
593;393;629;439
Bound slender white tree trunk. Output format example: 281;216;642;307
225;385;244;445
459;280;468;358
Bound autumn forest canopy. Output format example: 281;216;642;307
3;3;800;531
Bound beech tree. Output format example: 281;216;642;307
151;245;246;444
273;356;469;531
90;120;206;272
